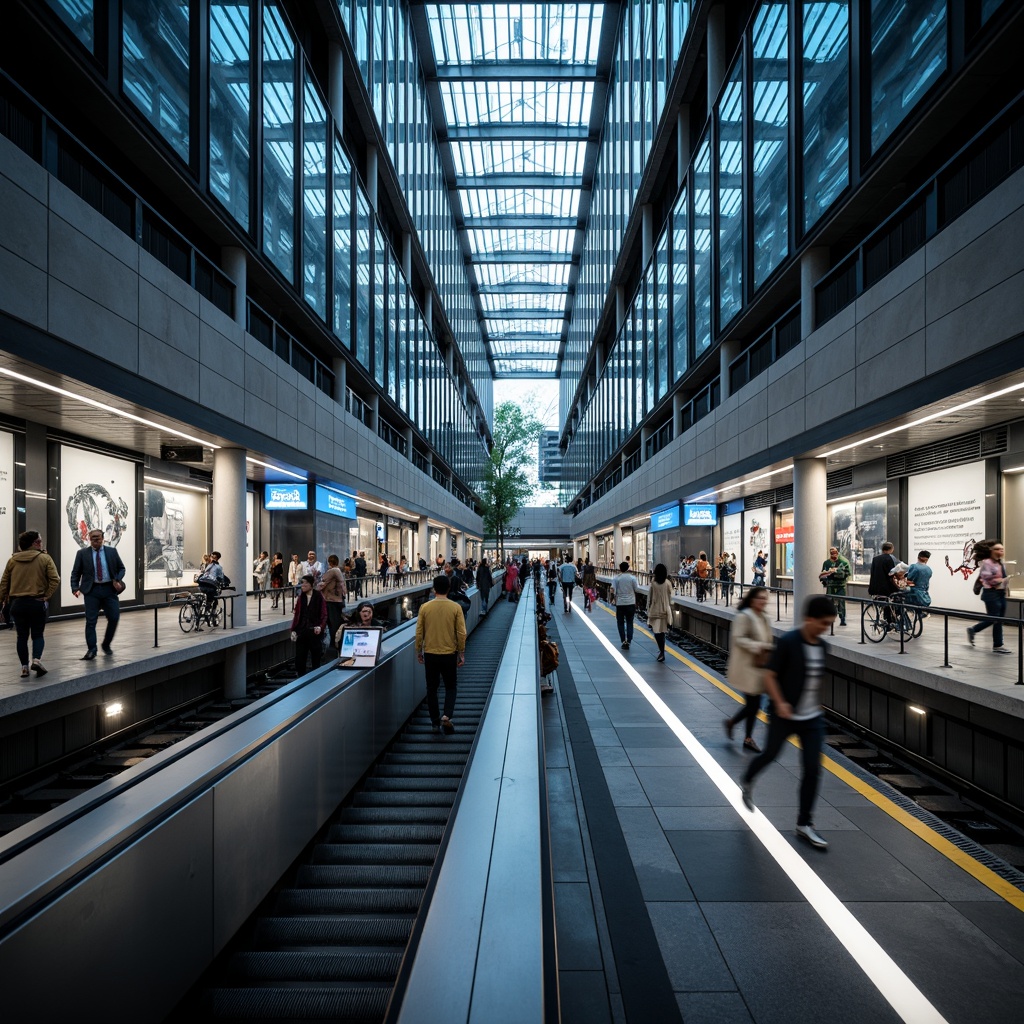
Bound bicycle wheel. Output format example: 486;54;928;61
894;603;915;643
911;608;924;638
208;600;222;628
863;601;888;643
178;602;196;633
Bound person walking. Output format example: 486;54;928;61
70;528;126;660
647;563;674;662
252;550;269;596
695;551;711;603
967;541;1012;654
613;561;639;649
269;552;285;608
559;557;578;612
582;562;597;612
475;557;494;616
724;587;774;752
819;547;852;626
415;574;466;734
740;595;837;849
719;552;735;604
290;574;327;674
546;559;558;606
288;553;303;596
504;559;520;603
319;554;347;651
0;530;60;677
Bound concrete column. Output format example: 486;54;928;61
404;425;414;461
332;356;346;406
589;533;598;563
613;524;623;567
677;106;691;184
719;335;744;401
707;5;727;112
366;392;379;431
213;447;248;697
673;391;686;433
573;539;581;562
641;424;652;461
641;205;654;265
793;457;828;616
417;519;431;570
456;532;466;563
329;43;344;134
366;146;378;209
221;247;247;329
800;247;831;340
24;422;48;541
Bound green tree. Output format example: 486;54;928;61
480;401;546;562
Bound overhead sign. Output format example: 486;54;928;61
724;499;745;516
683;503;718;527
650;505;680;532
266;483;308;509
161;444;204;463
315;485;356;518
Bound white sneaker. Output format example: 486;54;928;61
993;646;1012;655
795;824;829;849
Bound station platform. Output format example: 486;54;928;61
543;588;1024;1024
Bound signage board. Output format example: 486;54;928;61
160;444;204;463
683;503;718;527
266;483;308;510
649;505;680;532
315;485;356;518
776;524;795;544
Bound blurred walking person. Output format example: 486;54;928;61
723;588;774;752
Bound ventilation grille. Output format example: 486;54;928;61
774;485;794;507
887;428;1008;477
827;468;854;492
744;489;778;510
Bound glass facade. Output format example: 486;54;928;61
262;2;295;282
302;73;327;319
210;1;251;230
716;68;743;328
47;0;95;53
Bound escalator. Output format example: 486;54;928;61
175;596;516;1022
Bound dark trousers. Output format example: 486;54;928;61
294;630;323;674
424;652;457;724
83;584;120;652
11;596;47;664
616;604;636;643
972;589;1007;647
727;692;762;739
547;580;557;604
326;602;345;649
744;714;824;827
826;587;847;623
562;581;574;607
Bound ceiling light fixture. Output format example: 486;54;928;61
245;457;306;481
144;476;211;494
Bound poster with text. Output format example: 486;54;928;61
0;431;13;554
830;495;887;581
908;462;986;612
743;507;771;585
721;513;742;564
61;446;136;601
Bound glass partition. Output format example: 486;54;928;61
210;0;250;230
262;1;295;281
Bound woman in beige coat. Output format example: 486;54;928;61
648;563;674;662
724;587;773;751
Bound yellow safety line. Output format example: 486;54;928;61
594;602;1024;910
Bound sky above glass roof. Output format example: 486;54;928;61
423;3;606;379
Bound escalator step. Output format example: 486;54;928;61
325;824;444;844
384;753;469;765
253;915;413;947
294;865;431;888
390;741;473;752
339;806;450;825
312;843;438;865
204;983;391;1020
352;791;454;807
362;778;458;791
373;764;463;778
223;950;402;982
274;888;422;915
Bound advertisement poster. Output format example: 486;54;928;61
721;513;742;563
830;493;886;581
144;482;208;590
246;490;254;590
61;446;136;601
0;431;13;554
743;507;771;585
908;462;986;612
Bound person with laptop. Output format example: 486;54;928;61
415;574;467;735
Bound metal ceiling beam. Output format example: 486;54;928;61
457;174;584;188
472;252;573;264
464;216;579;229
480;309;566;319
446;125;591;142
477;283;568;294
430;62;600;82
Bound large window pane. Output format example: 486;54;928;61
656;232;669;401
334;139;352;347
210;1;250;230
262;2;295;281
644;266;655;412
373;226;387;388
870;0;946;153
355;186;371;369
717;68;743;328
47;0;94;52
671;187;688;381
303;73;327;318
692;139;712;358
752;3;789;289
803;1;849;232
123;0;190;162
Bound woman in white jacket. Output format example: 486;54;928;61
723;587;774;752
647;563;674;662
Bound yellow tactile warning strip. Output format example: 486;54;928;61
598;605;1024;912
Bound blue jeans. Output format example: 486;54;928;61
745;714;825;827
972;589;1007;648
616;604;635;643
83;583;120;652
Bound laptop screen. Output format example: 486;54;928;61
336;626;384;668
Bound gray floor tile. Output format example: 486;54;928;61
647;901;736;992
628;747;699;768
758;804;860;831
616;806;694;901
590;727;624;746
656;806;754;831
601;765;651;806
559;971;613;1024
555;882;604;970
676;991;754;1023
615;724;688;748
951;901;1024;967
595;745;632;767
637;766;732;807
601;697;669;724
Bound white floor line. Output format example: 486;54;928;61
572;607;949;1024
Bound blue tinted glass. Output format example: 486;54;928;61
210;1;250;230
870;0;946;153
671;187;688;381
354;186;371;369
387;252;398;402
262;2;295;281
123;0;190;162
47;0;94;52
333;139;352;346
303;73;327;318
692;139;712;357
656;232;669;401
752;3;789;288
373;226;386;388
717;70;743;328
981;0;1004;21
803;1;849;231
644;266;655;412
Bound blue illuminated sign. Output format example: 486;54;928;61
683;503;718;527
315;485;357;519
724;499;745;516
265;483;308;510
649;505;680;532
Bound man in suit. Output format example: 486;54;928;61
70;528;126;659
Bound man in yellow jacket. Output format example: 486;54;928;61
0;530;61;677
415;574;466;734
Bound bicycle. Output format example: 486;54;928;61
863;592;924;644
176;586;231;633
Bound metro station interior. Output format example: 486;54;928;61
1;1;1023;1021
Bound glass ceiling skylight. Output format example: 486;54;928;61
423;3;606;377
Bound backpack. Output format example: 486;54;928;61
539;638;559;676
218;573;232;590
973;574;984;596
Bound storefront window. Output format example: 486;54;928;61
144;482;210;590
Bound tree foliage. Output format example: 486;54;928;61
480;401;546;560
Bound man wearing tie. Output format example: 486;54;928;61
71;528;126;660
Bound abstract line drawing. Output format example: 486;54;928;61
66;482;129;548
